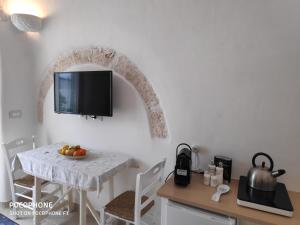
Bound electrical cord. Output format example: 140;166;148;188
192;170;204;175
165;170;174;183
165;170;204;183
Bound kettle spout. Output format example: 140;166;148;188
271;169;286;178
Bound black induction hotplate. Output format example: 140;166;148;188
237;176;294;217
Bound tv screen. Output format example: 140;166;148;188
54;71;113;117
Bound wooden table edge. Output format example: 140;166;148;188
157;174;300;225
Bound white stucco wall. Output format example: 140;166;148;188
29;0;300;213
0;44;7;202
0;20;36;202
1;2;300;220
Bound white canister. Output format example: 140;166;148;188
216;167;224;185
204;171;210;186
208;163;216;176
210;175;218;187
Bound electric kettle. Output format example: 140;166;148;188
247;152;286;192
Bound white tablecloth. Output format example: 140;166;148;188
13;143;133;193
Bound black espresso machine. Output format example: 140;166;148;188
174;143;192;186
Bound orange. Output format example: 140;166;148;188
78;149;86;156
73;151;81;156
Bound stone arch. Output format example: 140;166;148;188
37;46;168;138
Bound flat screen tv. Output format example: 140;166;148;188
54;71;113;117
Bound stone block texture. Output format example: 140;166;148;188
38;46;168;138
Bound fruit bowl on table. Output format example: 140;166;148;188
58;145;88;160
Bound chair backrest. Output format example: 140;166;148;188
134;158;166;223
1;136;36;196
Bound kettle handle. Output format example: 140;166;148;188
176;143;192;157
252;152;274;171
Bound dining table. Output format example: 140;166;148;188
13;143;134;225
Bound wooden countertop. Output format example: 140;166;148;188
157;174;300;225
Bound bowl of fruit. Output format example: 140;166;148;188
58;145;87;159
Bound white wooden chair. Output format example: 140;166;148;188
101;159;166;225
2;136;62;219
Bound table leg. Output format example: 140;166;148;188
161;198;168;225
33;177;42;225
108;177;114;201
79;189;87;225
66;186;74;212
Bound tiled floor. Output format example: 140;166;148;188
0;205;104;225
0;205;160;225
1;204;259;225
0;197;158;225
